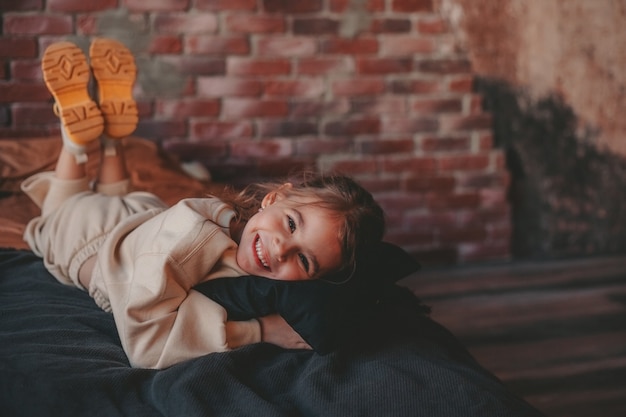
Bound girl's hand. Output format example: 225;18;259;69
258;314;312;350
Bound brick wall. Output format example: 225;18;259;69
0;0;511;266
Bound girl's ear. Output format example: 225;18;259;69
261;183;293;208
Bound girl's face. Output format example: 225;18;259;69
236;186;343;281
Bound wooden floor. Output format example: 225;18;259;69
399;255;626;417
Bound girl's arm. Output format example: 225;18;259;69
257;314;312;350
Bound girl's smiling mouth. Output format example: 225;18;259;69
254;234;270;270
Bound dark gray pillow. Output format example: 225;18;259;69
194;242;422;353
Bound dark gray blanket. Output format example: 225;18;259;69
0;249;543;416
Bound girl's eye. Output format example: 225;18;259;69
287;216;296;233
299;254;310;272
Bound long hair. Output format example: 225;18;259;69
218;172;385;278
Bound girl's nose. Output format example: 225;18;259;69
273;236;292;262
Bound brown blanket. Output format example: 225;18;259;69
0;136;222;250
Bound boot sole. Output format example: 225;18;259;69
89;38;138;139
41;42;104;145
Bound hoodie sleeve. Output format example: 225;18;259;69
99;198;259;369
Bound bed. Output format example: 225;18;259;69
0;136;544;416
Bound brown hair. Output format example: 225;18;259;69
219;172;385;278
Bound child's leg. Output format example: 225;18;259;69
89;38;138;141
42;42;104;164
89;38;138;195
26;42;102;215
95;138;132;195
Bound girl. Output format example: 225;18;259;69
22;39;385;369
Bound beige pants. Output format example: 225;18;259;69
21;172;166;289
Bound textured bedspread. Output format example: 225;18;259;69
0;249;544;417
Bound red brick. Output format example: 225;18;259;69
222;98;288;118
375;193;426;215
227;58;291;76
417;58;472;74
293;18;339;35
257;36;317;57
186;35;249;55
10;60;42;81
161;56;225;75
225;14;285;33
48;0;116;12
258;158;316;177
122;0;189;12
479;188;508;209
439;154;490;171
11;102;56;126
369;19;411;34
379;36;436;56
478;132;494;150
76;14;97;35
263;0;322;13
332;79;385;96
329;0;385;12
324;117;380;136
441;114;493;131
289;99;349;117
404;212;458;230
296;57;350;75
359;137;414;154
391;0;433;12
416;17;448;34
404;175;457;193
257;120;318;137
196;0;257;11
0;82;50;102
155;98;220;118
230;139;293;158
448;75;474;92
421;135;471;153
357;58;412;74
318;155;380;175
294;137;352;156
153;13;218;33
191;120;253;139
0;0;42;11
197;77;262;97
350;97;407;114
457;206;510;227
389;78;442;94
135;119;187;140
412;97;463;114
427;192;481;210
381;156;438;174
4;15;72;35
468;94;484;114
320;38;378;55
264;79;324;97
380;117;439;134
149;36;183;54
492;150;506;170
356;177;401;194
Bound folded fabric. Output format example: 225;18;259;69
194;242;428;353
